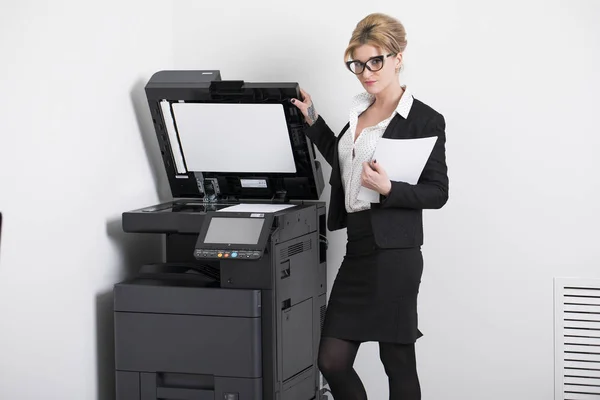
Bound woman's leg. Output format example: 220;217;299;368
317;337;367;400
379;342;421;400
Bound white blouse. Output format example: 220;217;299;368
338;86;414;213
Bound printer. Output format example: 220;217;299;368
114;70;328;400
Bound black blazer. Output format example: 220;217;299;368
304;97;449;248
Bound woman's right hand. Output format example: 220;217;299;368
291;88;319;126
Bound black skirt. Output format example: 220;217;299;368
321;210;424;344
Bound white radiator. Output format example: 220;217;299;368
555;278;600;400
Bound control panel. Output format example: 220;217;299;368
194;249;262;260
193;211;274;262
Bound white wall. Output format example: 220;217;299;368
0;1;172;399
173;1;600;399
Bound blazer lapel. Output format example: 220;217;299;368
329;123;349;187
382;114;403;139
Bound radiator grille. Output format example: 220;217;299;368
555;278;600;400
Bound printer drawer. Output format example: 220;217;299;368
116;371;262;400
115;312;262;378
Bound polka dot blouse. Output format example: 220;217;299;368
338;86;414;213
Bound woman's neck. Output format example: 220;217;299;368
372;82;404;111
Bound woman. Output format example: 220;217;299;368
291;13;449;400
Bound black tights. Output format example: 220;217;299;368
317;337;421;400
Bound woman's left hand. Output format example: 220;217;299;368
361;160;392;196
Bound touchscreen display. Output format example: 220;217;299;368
204;217;265;245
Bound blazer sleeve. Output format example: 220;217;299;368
379;113;449;209
303;115;337;167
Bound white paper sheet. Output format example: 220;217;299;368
217;203;297;213
357;136;437;203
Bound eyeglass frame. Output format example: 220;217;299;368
345;53;397;75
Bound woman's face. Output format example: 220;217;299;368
348;44;401;95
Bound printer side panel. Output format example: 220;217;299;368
315;203;328;395
271;205;325;400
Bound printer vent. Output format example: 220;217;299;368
280;239;312;259
290;127;304;147
320;304;326;331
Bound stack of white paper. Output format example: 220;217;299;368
217;203;296;213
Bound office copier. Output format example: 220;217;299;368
114;70;328;400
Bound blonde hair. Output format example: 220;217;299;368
344;13;407;61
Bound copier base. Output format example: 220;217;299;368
114;267;264;399
114;203;327;400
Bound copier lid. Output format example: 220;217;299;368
145;70;325;201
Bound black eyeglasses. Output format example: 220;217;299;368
346;53;395;74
